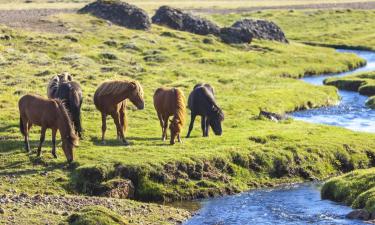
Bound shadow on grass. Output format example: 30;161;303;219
90;136;162;146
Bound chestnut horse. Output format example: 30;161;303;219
94;80;144;145
19;94;78;162
153;88;186;145
47;73;83;138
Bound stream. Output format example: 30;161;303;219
183;49;374;225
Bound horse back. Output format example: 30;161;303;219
19;94;59;128
188;85;216;115
153;88;175;117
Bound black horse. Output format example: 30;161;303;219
186;84;224;138
47;74;83;138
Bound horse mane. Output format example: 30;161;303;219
173;88;186;126
202;87;224;121
95;80;143;97
47;73;73;99
55;99;78;144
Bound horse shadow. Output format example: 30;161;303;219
90;136;161;146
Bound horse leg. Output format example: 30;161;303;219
201;116;207;137
112;113;129;146
101;113;107;144
186;114;196;138
37;127;47;157
205;118;210;137
162;116;169;141
157;113;164;140
119;106;126;140
51;128;57;158
21;118;30;152
177;134;182;143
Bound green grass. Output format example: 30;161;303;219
322;168;375;214
209;10;375;50
1;8;375;223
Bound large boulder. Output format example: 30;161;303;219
347;209;370;220
78;0;151;30
231;19;288;43
219;27;252;44
152;6;220;35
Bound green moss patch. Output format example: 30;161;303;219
321;167;375;214
68;206;126;225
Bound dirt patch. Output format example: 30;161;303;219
189;1;375;14
0;8;76;33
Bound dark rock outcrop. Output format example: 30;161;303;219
347;209;370;220
152;6;220;35
219;27;253;44
231;19;288;43
78;0;151;30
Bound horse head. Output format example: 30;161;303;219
128;81;145;110
209;105;224;136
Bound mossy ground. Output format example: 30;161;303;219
322;168;375;214
324;71;375;107
1;7;375;224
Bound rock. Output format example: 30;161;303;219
102;179;135;199
219;27;252;44
347;209;370;220
259;110;288;121
152;6;220;35
231;19;288;43
78;0;151;30
0;208;4;214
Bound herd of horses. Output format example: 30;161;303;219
18;73;225;163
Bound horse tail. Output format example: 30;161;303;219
71;88;83;135
174;88;186;126
19;116;25;136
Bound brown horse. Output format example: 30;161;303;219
153;87;186;145
94;80;144;145
18;94;78;163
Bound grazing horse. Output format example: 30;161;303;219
153;87;186;145
19;94;78;163
186;84;224;138
94;80;144;145
47;73;83;138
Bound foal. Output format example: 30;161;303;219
153;88;186;145
94;80;144;145
19;94;78;162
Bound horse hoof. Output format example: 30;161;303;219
123;141;129;146
52;153;57;159
102;141;106;145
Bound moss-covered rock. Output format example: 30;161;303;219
68;206;126;225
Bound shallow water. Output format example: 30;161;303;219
184;183;366;225
184;49;374;224
292;49;375;132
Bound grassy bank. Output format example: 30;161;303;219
321;168;375;215
324;71;375;108
209;10;375;50
1;8;375;224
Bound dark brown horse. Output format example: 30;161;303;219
19;94;78;162
94;80;144;145
47;73;83;138
186;84;224;137
153;87;186;145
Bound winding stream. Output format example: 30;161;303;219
183;49;374;225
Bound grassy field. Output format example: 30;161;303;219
1;5;375;225
209;10;375;50
322;168;375;215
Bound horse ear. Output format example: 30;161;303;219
130;82;137;90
